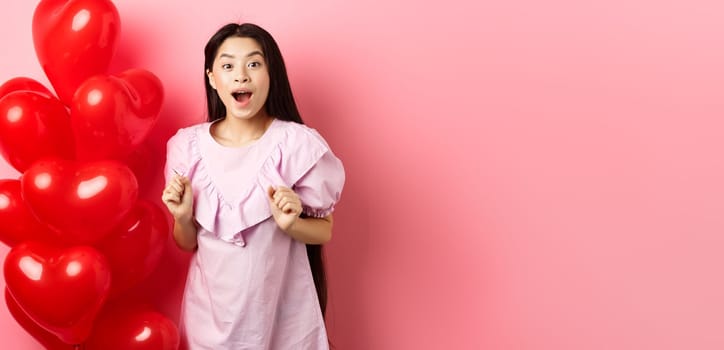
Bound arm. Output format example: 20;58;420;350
162;175;198;251
284;214;333;244
172;215;199;251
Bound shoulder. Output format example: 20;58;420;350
273;119;331;151
168;122;209;144
268;119;341;184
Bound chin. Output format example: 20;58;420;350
228;114;254;120
227;110;258;120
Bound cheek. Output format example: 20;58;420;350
258;86;270;102
258;78;271;95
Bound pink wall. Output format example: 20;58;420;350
2;0;724;349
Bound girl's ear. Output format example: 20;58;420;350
206;69;216;90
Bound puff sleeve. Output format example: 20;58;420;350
293;150;345;218
264;122;345;219
163;127;194;184
272;123;346;218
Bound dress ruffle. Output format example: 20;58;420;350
186;122;330;246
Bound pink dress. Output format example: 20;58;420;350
164;118;345;350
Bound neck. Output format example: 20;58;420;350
213;115;274;147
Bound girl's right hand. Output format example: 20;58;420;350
161;175;194;222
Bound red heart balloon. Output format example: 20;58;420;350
5;288;75;350
21;159;139;244
0;90;75;172
85;303;179;350
3;242;112;345
71;69;164;161
122;143;156;193
33;0;120;105
0;179;61;247
95;200;169;299
0;77;53;99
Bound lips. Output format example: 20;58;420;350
231;90;251;105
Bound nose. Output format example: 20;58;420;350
234;69;250;83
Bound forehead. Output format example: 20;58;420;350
216;37;264;59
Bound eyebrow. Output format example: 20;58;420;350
219;51;264;59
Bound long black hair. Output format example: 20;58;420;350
203;23;328;316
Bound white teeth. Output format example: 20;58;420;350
232;91;251;101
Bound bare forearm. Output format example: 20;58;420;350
173;217;198;251
284;215;333;244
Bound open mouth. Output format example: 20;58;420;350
231;90;252;104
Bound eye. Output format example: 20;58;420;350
248;61;262;69
221;63;232;70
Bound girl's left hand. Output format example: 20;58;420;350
267;186;302;232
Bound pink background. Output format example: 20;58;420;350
2;0;724;349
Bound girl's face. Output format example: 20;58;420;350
207;36;270;121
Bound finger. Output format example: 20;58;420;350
167;186;183;200
281;202;297;215
162;192;178;204
273;188;283;202
170;182;184;193
268;186;276;199
164;180;180;192
164;186;180;200
274;193;284;207
283;195;301;209
274;186;293;195
277;196;291;209
181;177;192;191
277;193;297;208
171;190;183;202
272;189;285;206
275;187;295;199
182;183;193;201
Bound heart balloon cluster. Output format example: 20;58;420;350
0;1;178;348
